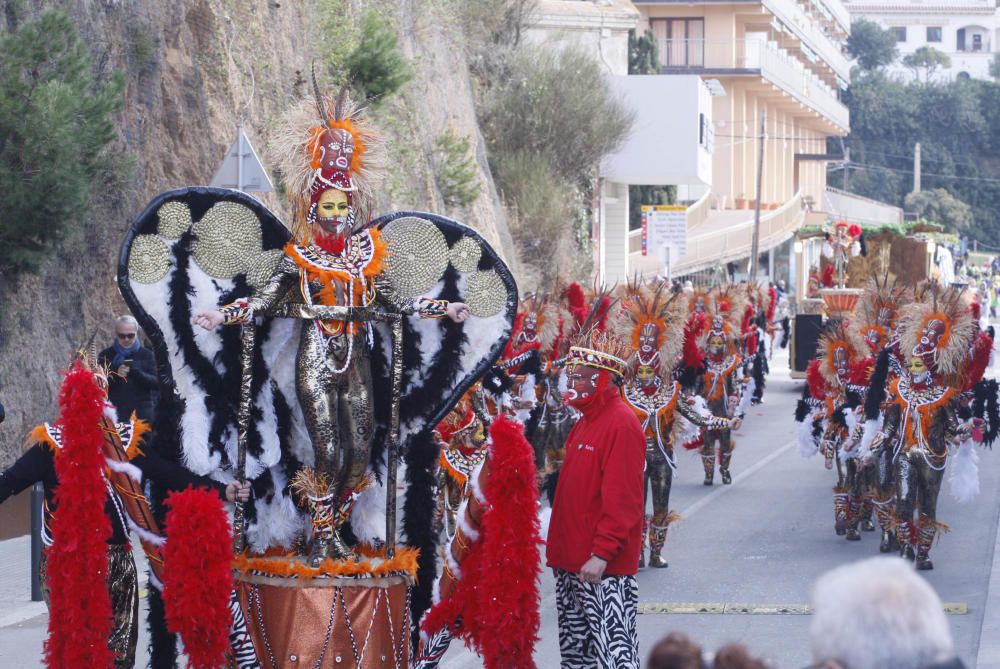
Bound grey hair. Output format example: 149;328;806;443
115;315;139;330
810;557;954;669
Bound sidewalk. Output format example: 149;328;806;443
0;535;45;628
976;470;1000;668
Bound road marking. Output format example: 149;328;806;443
639;602;968;616
678;437;798;519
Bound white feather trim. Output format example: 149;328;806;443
468;453;488;506
948;440;980;504
350;467;388;545
128;518;166;547
456;498;480;542
860;418;882;453
105;458;144;484
822;241;834;259
148;570;164;592
444;541;462;579
797;411;820;458
557;369;568;395
737;378;755;417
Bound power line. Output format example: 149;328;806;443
846;162;1000;185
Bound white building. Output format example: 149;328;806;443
845;0;1000;80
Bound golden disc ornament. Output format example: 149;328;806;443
190;202;263;279
381;217;450;298
465;270;508;318
129;234;172;284
156;201;193;239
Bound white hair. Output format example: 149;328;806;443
115;315;138;330
810;557;955;669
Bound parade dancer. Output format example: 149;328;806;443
697;290;751;486
548;331;645;669
867;285;981;569
617;282;732;568
193;90;471;566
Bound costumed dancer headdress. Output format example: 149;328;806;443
269;69;384;242
562;331;631;380
897;282;977;380
698;286;746;352
852;273;906;354
817;322;866;388
510;292;561;355
614;278;687;375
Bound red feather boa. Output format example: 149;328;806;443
821;264;835;288
163;487;234;669
682;315;706;370
963;332;993;391
767;286;777;322
45;363;114;668
565;282;587;326
420;416;541;668
806;359;827;401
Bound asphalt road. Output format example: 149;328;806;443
1;347;997;668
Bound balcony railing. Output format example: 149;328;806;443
658;39;849;130
762;0;850;80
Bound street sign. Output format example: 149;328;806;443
210;126;273;193
641;205;687;259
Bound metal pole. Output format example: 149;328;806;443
750;110;766;282
385;318;404;559
232;321;256;554
30;483;43;602
237;126;245;192
914;142;921;193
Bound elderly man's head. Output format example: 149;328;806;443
115;315;139;346
810;557;959;669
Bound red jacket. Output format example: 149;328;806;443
546;388;646;576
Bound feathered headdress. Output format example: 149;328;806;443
562;330;631;380
897;282;976;379
852;273;906;354
817;322;863;387
614;278;687;375
698;285;746;350
510;292;561;354
269;69;385;241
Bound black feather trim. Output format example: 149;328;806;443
751;352;766;403
795;398;811;423
831;405;848;428
402;428;441;643
859;233;867;257
147;584;178;669
543;471;560;506
973;379;1000;448
865;348;890;420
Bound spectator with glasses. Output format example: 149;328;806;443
98;315;158;422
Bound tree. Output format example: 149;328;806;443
0;10;124;276
847;19;898;71
990;53;1000;79
628;29;660;75
904;189;972;231
344;9;413;105
902;46;951;83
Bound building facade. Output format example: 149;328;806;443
845;0;1000;81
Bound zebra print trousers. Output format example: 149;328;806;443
554;569;639;669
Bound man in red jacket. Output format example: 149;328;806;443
547;334;646;669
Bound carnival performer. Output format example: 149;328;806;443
617;281;732;568
547;331;645;669
696;290;752;486
866;285;981;569
822;220;865;288
0;346;247;669
433;391;488;540
192;90;470;566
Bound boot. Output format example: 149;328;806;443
833;491;849;536
845;497;861;541
648;521;669;569
306;492;337;568
861;498;876;532
897;521;916;563
916;515;937;571
720;451;732;485
702;452;715;486
873;499;898;553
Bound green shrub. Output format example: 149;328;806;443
434;130;480;208
0;10;124;276
345;10;413;105
481;43;633;185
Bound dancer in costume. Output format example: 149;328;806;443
433;391;488;540
696;290;752;486
548;331;645;669
867;285;982;569
193;89;471;566
0;346;245;669
617;281;731;568
822;220;865;287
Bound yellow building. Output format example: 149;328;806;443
618;0;852;281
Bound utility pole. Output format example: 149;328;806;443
843;147;850;191
913;142;922;193
750;110;766;282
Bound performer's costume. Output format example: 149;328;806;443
617;282;726;568
119;85;518;663
0;350;234;669
696;291;751;486
547;333;645;669
822;220;865;287
432;393;488;540
869;285;982;569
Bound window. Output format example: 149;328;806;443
651;18;705;67
973;33;983;51
890;27;907;42
927;27;942;42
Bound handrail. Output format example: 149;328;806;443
687;189;713;230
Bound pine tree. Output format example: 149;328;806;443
0;10;124;275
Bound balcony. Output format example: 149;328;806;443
761;0;851;82
658;38;849;131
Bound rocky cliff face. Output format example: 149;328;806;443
0;0;515;464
